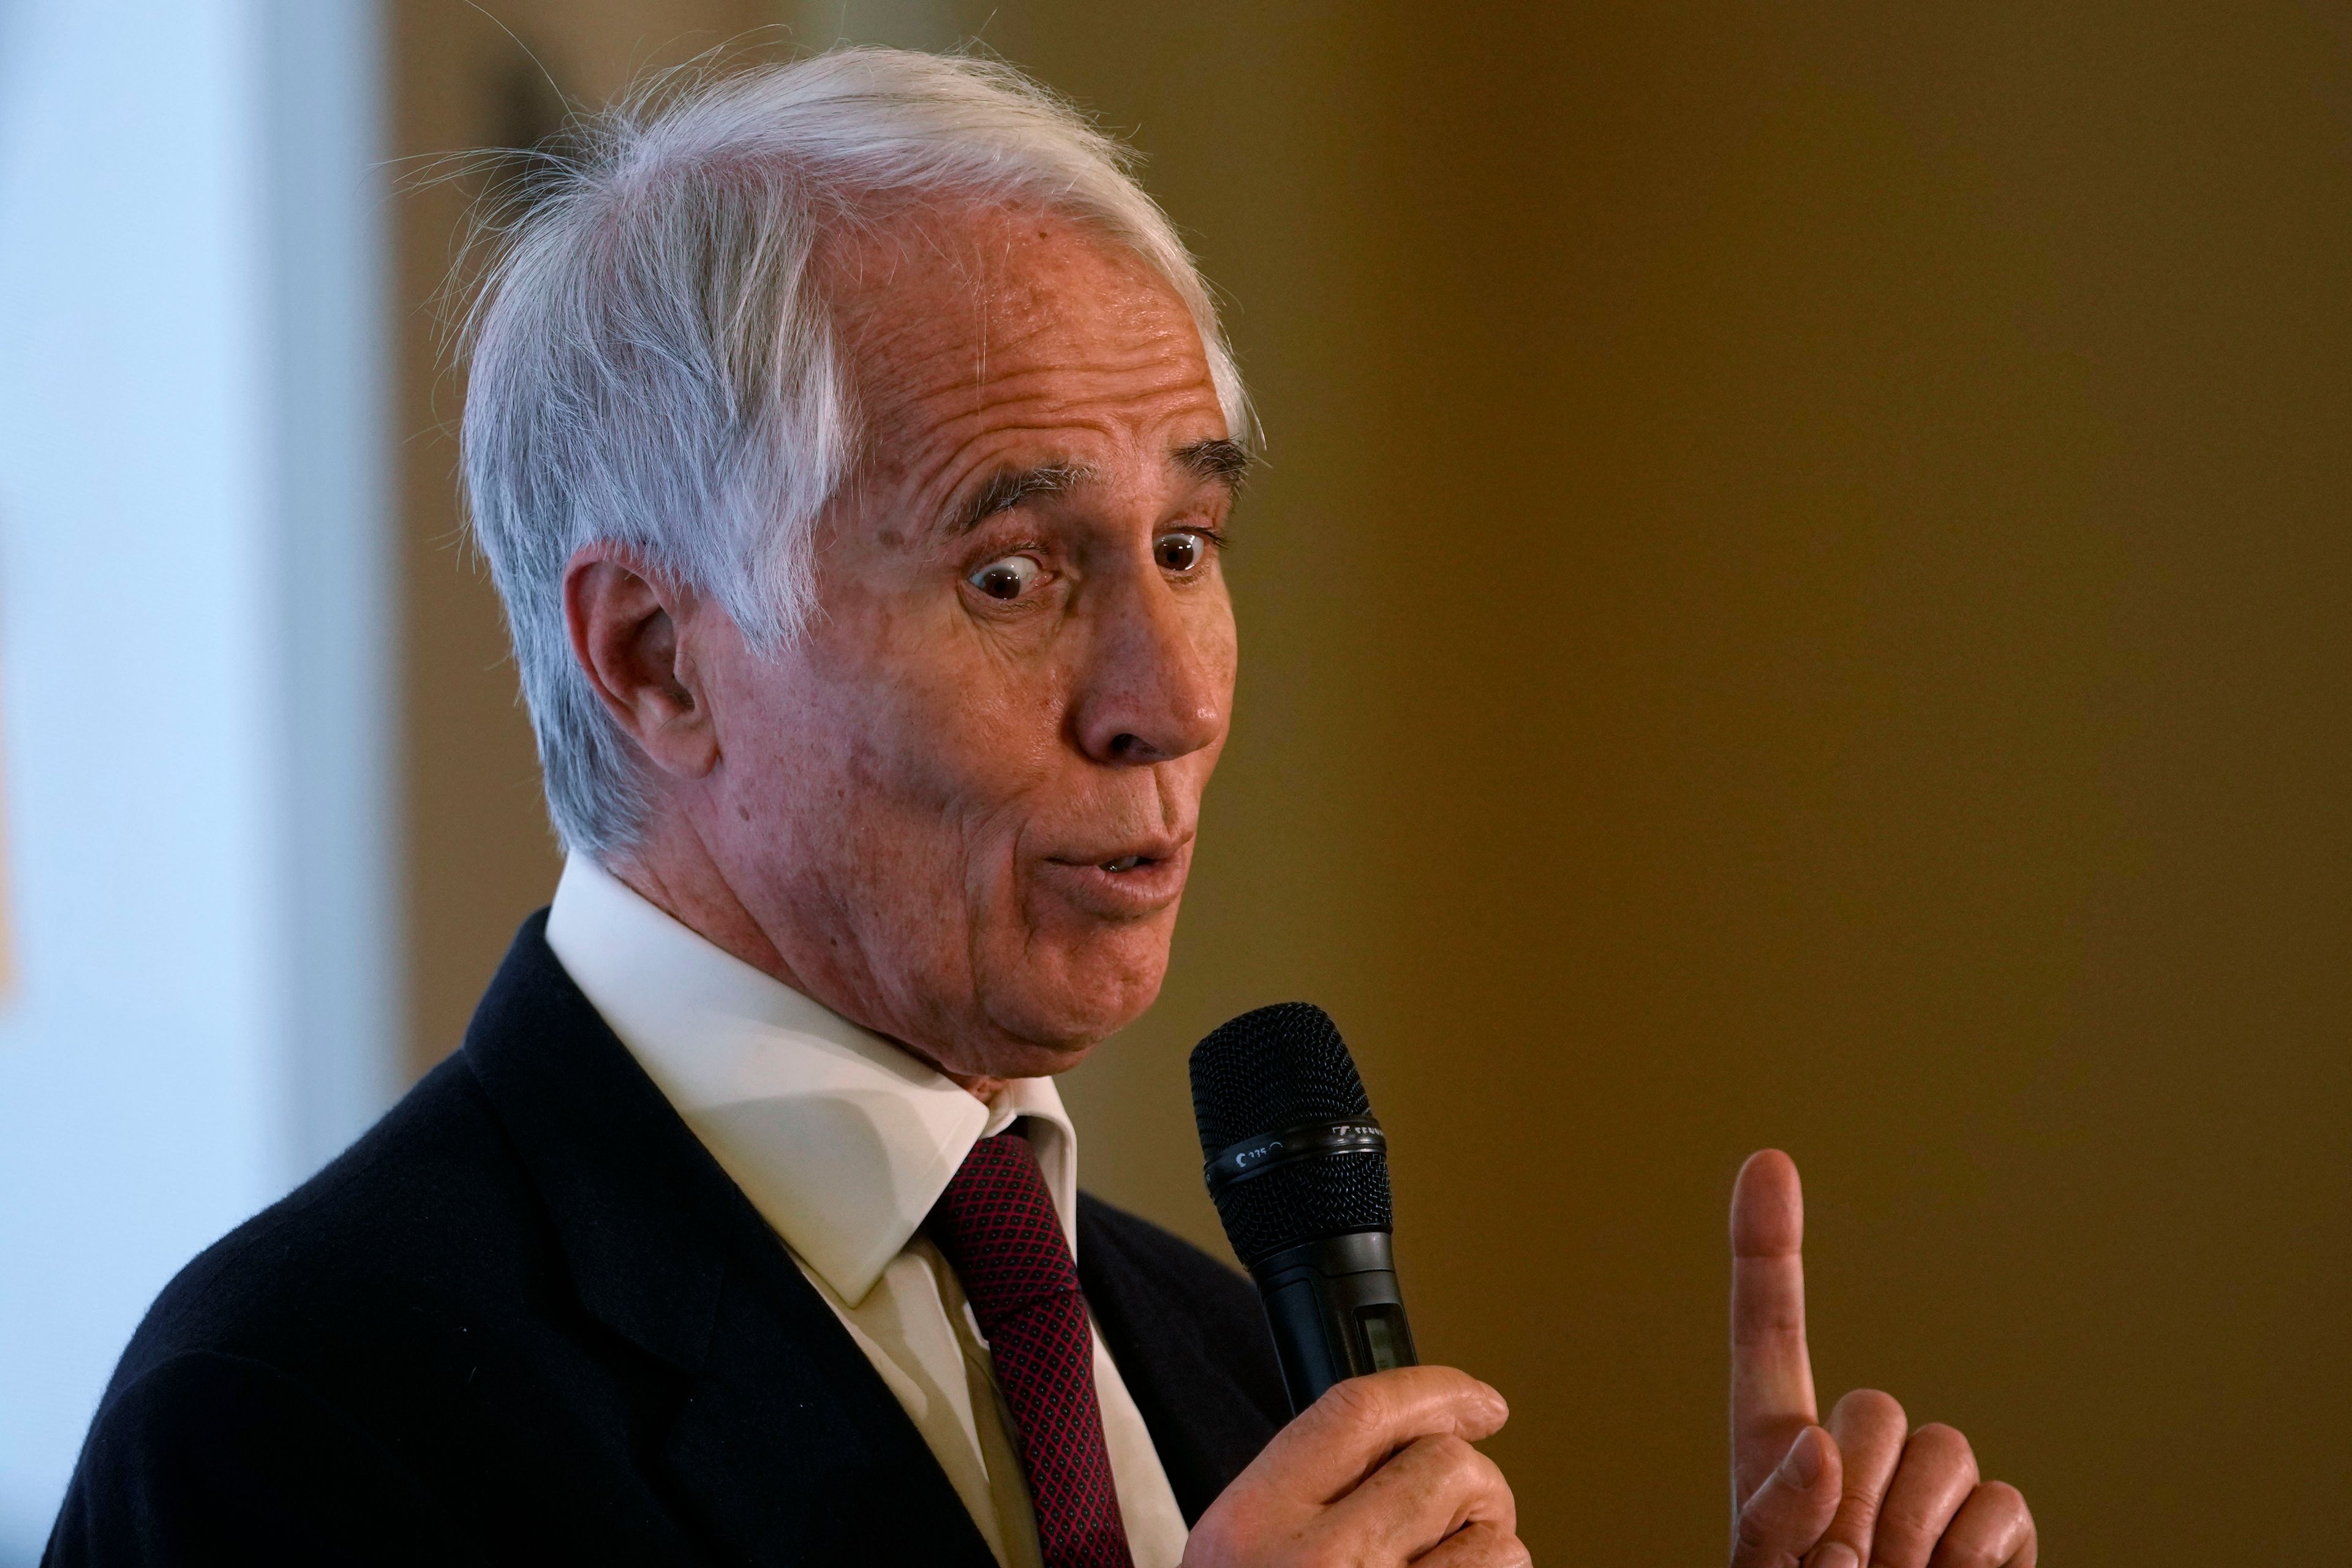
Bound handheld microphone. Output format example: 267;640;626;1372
1189;1002;1417;1414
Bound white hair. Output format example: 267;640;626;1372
461;48;1251;856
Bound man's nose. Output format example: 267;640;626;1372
1070;573;1228;766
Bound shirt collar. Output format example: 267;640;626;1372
543;853;1079;1306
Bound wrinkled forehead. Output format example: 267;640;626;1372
816;201;1218;456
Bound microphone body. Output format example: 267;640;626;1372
1246;1231;1416;1412
1191;1003;1420;1414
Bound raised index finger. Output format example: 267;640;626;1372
1730;1148;1819;1504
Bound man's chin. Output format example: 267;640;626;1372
970;940;1171;1077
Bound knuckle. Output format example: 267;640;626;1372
1318;1374;1389;1436
1905;1423;1980;1477
1877;1534;1938;1568
1926;1480;2035;1568
1419;1431;1484;1480
1929;1507;2024;1568
1425;1521;1532;1568
1479;1528;1535;1568
1977;1480;2029;1520
1461;1449;1513;1510
1731;1496;1792;1562
1837;1387;1907;1430
1872;1502;1940;1563
1909;1422;1970;1454
1879;1490;1939;1532
1832;1485;1885;1535
1426;1431;1474;1458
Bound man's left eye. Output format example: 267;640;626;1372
1155;531;1210;573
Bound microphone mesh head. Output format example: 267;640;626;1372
1189;1002;1393;1267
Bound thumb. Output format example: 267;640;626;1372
1730;1425;1841;1568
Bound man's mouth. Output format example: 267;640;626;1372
1055;831;1189;873
1038;835;1194;918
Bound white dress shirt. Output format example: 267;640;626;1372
544;855;1189;1568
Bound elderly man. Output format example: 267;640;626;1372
50;51;2032;1568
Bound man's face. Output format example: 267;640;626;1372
685;208;1240;1079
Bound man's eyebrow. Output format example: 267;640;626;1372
945;462;1094;534
1174;437;1254;489
943;442;1251;534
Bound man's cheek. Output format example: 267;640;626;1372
863;657;1033;782
915;707;1066;819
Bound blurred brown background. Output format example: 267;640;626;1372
395;4;2352;1562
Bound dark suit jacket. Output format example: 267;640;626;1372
46;914;1286;1566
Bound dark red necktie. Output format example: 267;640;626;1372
927;1130;1134;1568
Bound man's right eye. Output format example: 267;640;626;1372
970;555;1043;601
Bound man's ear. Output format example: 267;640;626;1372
562;546;719;779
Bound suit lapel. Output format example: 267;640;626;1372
464;914;994;1567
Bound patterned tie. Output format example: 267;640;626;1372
927;1129;1135;1568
